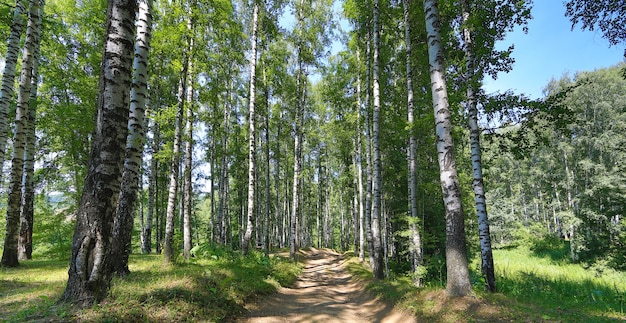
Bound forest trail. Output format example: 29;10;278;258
237;248;416;323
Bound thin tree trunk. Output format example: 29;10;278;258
243;2;259;256
290;65;304;262
364;31;374;267
217;88;232;245
111;0;153;275
18;0;43;261
149;123;160;254
61;0;136;305
404;0;423;286
163;41;189;265
370;0;384;280
183;51;194;261
356;42;366;263
2;0;41;267
424;0;472;297
274;111;282;248
263;79;271;256
462;0;496;293
0;0;26;176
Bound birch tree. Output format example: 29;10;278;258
242;1;260;256
61;0;137;305
369;0;384;279
0;0;26;180
163;9;193;264
111;0;153;274
404;0;423;286
462;0;496;292
18;0;43;261
183;45;194;261
2;0;41;268
423;0;472;297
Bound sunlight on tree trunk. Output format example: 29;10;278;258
18;0;43;262
2;0;41;268
62;0;136;305
462;0;496;293
0;0;26;180
243;1;259;256
423;0;472;297
112;0;153;274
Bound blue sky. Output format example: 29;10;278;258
482;1;624;99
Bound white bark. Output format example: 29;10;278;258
2;0;41;268
183;60;194;261
0;0;26;181
112;0;152;274
462;0;496;292
243;2;259;256
164;43;190;264
404;0;423;286
356;54;365;262
18;0;43;261
370;0;384;280
62;0;136;304
424;0;472;297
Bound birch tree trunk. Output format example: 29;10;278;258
18;0;43;261
242;1;259;256
290;61;305;262
163;42;189;265
263;79;271;256
146;122;160;254
370;0;384;279
61;0;136;305
356;47;365;262
0;0;26;176
2;0;41;268
111;0;152;274
364;32;374;267
404;0;423;286
462;0;496;292
423;0;472;297
183;51;194;261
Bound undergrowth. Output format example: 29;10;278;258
0;246;302;322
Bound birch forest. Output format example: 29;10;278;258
1;0;625;321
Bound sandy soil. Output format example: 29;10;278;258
236;248;416;323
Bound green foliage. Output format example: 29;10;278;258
31;193;75;260
485;64;626;271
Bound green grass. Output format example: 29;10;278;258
0;248;302;322
346;246;626;322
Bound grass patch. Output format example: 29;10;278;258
346;247;626;322
0;248;302;322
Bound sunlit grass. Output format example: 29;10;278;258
0;249;302;322
346;246;626;322
487;246;626;321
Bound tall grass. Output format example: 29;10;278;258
346;244;626;322
488;246;626;321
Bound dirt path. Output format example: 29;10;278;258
237;248;416;323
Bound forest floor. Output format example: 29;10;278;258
237;248;416;323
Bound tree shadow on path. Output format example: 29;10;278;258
236;248;415;323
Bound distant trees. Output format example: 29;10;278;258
485;64;626;270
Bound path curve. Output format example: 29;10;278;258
237;248;416;323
